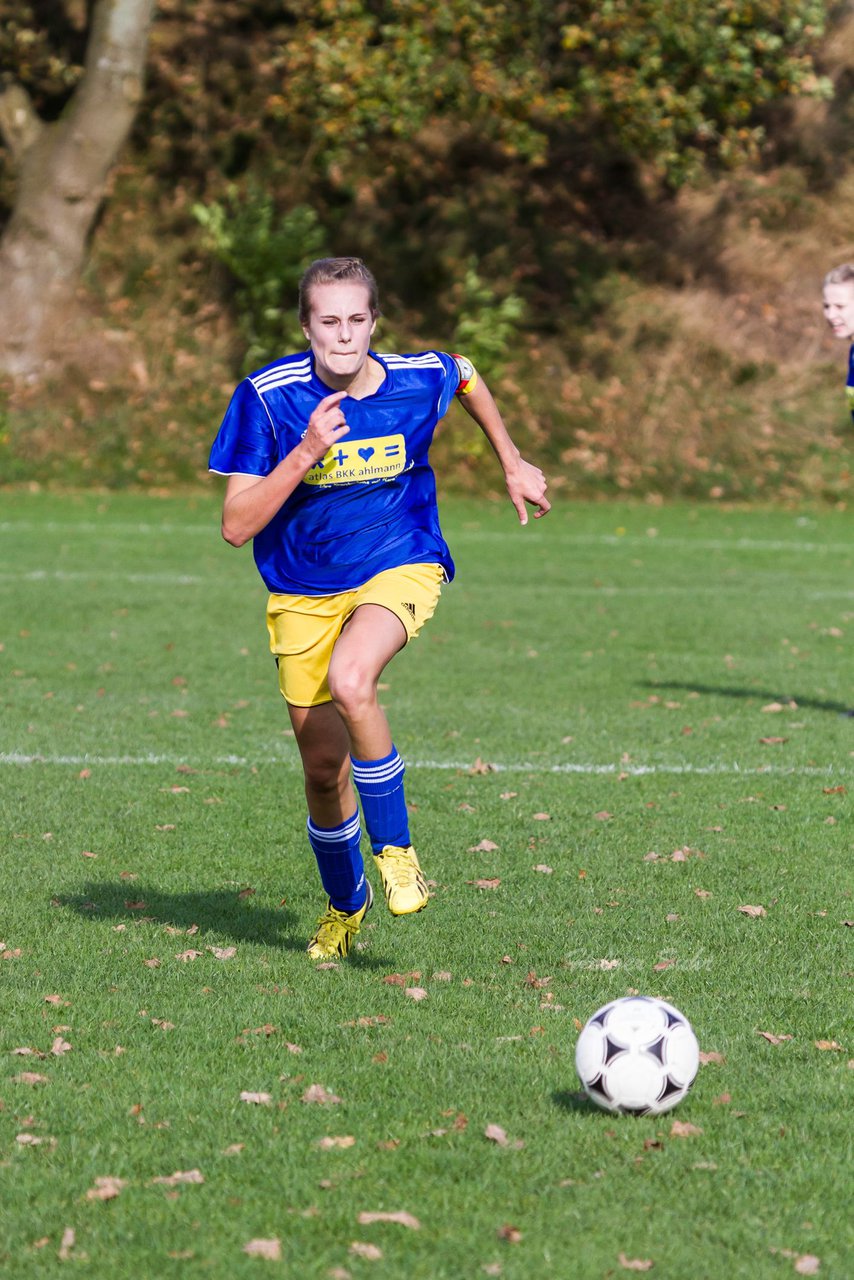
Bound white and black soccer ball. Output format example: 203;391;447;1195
575;996;700;1115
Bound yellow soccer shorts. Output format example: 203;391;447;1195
266;562;445;707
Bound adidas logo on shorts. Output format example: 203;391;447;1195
402;601;416;619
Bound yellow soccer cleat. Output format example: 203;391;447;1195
373;844;429;916
306;883;373;960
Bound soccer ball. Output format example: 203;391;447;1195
575;996;700;1115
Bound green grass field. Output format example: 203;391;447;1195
1;491;852;1279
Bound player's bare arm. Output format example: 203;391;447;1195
221;392;349;546
457;372;550;525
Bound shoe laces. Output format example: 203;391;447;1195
314;903;361;941
380;847;417;885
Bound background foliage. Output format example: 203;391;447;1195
0;0;852;499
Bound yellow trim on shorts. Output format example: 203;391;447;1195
267;563;445;708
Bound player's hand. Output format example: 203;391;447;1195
299;391;350;465
506;458;550;525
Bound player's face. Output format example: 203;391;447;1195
822;283;854;340
303;282;377;384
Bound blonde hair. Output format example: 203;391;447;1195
823;263;854;287
298;257;380;326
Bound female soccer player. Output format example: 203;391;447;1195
822;262;854;424
210;257;549;959
822;263;854;717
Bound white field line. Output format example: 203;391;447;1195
0;570;204;584
456;531;854;556
0;569;852;601
0;751;846;777
0;520;852;556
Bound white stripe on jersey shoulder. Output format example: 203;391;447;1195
251;356;312;395
380;352;446;370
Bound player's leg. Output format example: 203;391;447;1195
288;700;372;958
268;588;373;959
328;602;428;916
326;603;404;759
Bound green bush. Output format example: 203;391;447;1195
193;189;325;370
451;261;526;375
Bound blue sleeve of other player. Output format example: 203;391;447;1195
209;380;278;476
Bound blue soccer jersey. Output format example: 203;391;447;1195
209;350;463;594
847;345;854;423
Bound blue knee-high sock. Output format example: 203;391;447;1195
351;746;411;854
306;812;367;912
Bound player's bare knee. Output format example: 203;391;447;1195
302;752;348;798
327;665;375;720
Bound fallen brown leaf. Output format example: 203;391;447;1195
485;1123;509;1146
699;1051;726;1065
349;1241;383;1259
757;1031;793;1045
151;1169;205;1186
357;1210;421;1230
302;1083;342;1104
317;1135;356;1149
86;1176;126;1202
383;971;420;986
737;904;766;918
405;987;429;1001
814;1040;843;1052
239;1091;272;1105
619;1253;654;1272
469;878;501;890
243;1238;282;1260
12;1072;49;1085
469;839;499;852
669;1120;703;1138
497;1224;522;1244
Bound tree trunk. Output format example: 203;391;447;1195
0;0;155;380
